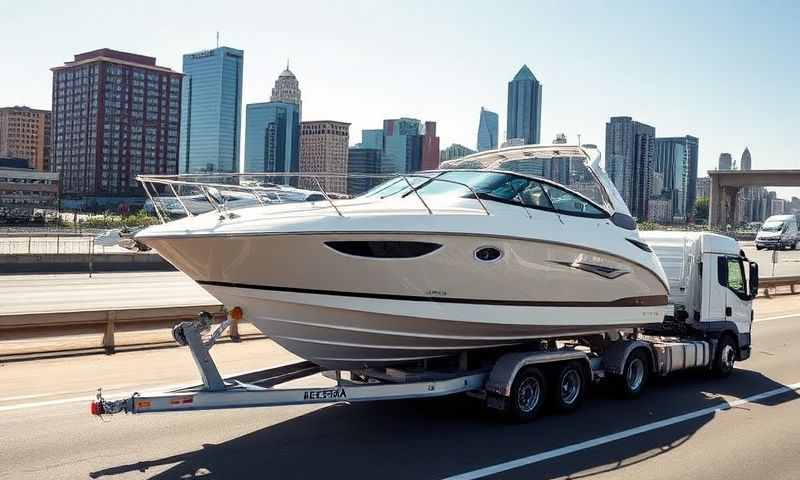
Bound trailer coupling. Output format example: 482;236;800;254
91;390;133;416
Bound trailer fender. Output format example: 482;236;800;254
485;350;591;397
602;340;656;376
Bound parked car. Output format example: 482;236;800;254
755;214;798;250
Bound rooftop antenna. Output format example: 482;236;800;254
577;133;582;146
216;31;220;48
286;57;290;70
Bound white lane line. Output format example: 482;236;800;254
0;362;304;412
443;381;800;480
755;312;800;323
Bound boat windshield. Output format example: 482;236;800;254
360;170;609;217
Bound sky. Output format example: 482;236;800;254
2;0;799;196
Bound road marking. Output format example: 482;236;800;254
0;362;307;413
443;381;800;480
755;312;800;323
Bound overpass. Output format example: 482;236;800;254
709;169;800;227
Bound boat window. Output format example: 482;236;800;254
541;184;607;218
325;241;442;258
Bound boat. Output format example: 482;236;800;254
134;145;669;369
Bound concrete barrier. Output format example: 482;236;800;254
0;253;175;274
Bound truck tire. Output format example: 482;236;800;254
712;335;737;378
551;361;586;413
792;241;797;250
508;366;547;422
755;245;763;251
613;349;649;398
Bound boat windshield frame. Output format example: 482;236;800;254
361;169;613;219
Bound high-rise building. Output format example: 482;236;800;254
382;118;421;173
506;65;542;145
718;153;733;170
361;129;383;150
179;47;243;174
605;116;656;219
51;49;182;197
299;120;350;193
655;136;699;221
421;121;440;171
696;176;711;199
741;147;751;171
477;107;499;151
439;144;476;162
347;147;382;196
243;101;300;175
270;63;302;114
0;106;51;171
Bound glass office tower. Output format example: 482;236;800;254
243;101;300;175
477;107;499;151
179;47;243;173
506;65;542;145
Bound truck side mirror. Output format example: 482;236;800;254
749;262;759;297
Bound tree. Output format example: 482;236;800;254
694;196;709;221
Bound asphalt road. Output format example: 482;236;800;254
1;295;799;479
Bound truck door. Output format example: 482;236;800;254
718;256;753;335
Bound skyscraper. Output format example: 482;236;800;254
382;118;422;173
0;106;51;171
420;121;440;171
361;129;383;149
605;116;656;219
718;153;733;170
243;101;300;175
655;136;699;221
51;49;182;197
506;65;542;145
347;147;382;195
299;120;350;193
179;47;243;174
477;107;499;151
741;147;751;171
270;63;302;114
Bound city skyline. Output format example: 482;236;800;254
2;1;798;195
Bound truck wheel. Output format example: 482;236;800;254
792;241;797;250
613;350;649;398
508;367;547;422
551;361;586;413
712;335;737;378
755;245;763;251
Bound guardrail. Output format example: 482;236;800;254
759;275;800;297
0;236;128;255
0;304;259;357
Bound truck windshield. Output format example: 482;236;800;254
761;221;784;232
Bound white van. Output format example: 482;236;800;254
755;214;798;250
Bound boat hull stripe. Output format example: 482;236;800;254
198;281;667;307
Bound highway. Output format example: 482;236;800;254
1;295;799;479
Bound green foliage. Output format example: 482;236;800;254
694;197;709;220
67;209;159;229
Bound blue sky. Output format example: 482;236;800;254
3;0;798;195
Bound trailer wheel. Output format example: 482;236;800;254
508;367;547;422
551;361;586;413
613;349;649;398
712;335;737;377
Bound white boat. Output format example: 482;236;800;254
135;145;669;369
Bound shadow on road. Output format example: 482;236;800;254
89;368;798;480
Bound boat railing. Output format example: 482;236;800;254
136;172;492;223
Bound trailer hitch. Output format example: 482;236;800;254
91;389;133;416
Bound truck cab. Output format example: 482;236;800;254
640;232;758;360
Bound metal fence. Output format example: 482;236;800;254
0;236;126;255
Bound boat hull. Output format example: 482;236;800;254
202;283;665;369
141;231;668;369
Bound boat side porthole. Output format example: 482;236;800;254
474;246;503;262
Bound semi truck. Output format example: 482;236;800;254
92;231;759;422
